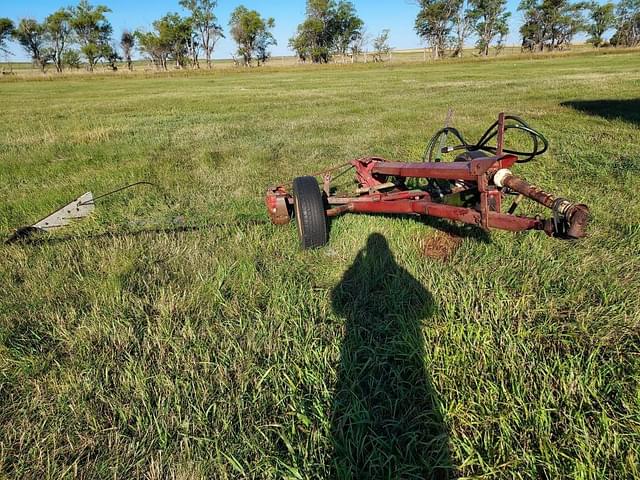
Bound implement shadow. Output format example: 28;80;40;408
330;233;454;478
3;219;267;246
560;99;640;125
417;215;491;244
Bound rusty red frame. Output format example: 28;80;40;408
266;113;589;240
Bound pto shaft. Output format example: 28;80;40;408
493;169;590;238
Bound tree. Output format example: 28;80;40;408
0;18;14;56
179;0;223;68
105;44;120;70
518;0;588;51
229;6;276;66
70;0;113;71
469;0;511;56
62;49;82;69
290;0;333;63
156;13;193;68
120;30;135;70
415;0;457;59
372;29;391;62
45;9;73;73
290;17;327;62
290;0;362;63
587;2;616;46
330;1;363;62
350;28;370;63
519;1;546;51
611;0;640;46
255;31;273;65
289;28;311;62
135;13;193;70
184;19;201;68
13;19;51;72
135;30;170;69
452;0;473;57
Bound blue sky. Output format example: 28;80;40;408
3;0;533;61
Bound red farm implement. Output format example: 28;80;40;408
265;113;590;249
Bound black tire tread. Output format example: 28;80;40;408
293;176;328;249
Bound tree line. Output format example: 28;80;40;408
415;0;640;59
0;0;639;73
0;0;276;72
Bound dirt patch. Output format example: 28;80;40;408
421;231;463;260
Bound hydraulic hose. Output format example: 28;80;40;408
424;115;549;164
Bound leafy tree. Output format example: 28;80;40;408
135;13;193;70
45;8;73;73
452;0;473;57
587;2;616;46
105;44;120;70
289;28;311;62
372;29;391;62
415;0;456;59
135;30;170;69
290;0;362;63
0;18;14;56
519;0;588;51
330;1;363;61
611;0;640;46
70;0;113;71
120;30;135;70
519;2;546;51
156;13;193;68
255;31;273;65
12;19;51;72
179;0;223;68
290;17;326;62
229;6;276;66
62;49;82;68
184;18;201;68
469;0;510;55
290;0;334;63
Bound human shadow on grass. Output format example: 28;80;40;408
561;99;640;125
330;233;454;479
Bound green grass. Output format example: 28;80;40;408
1;51;639;479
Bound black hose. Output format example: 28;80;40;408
423;115;549;164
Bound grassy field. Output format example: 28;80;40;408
1;50;639;479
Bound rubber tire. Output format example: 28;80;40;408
292;176;328;249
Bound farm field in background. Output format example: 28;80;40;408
1;50;639;478
0;43;625;77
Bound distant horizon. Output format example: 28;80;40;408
1;0;597;62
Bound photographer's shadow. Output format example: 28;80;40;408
330;233;454;479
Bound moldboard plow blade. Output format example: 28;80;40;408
6;192;95;243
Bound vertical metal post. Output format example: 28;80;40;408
478;174;489;230
496;112;505;156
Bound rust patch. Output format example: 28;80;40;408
421;231;463;260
